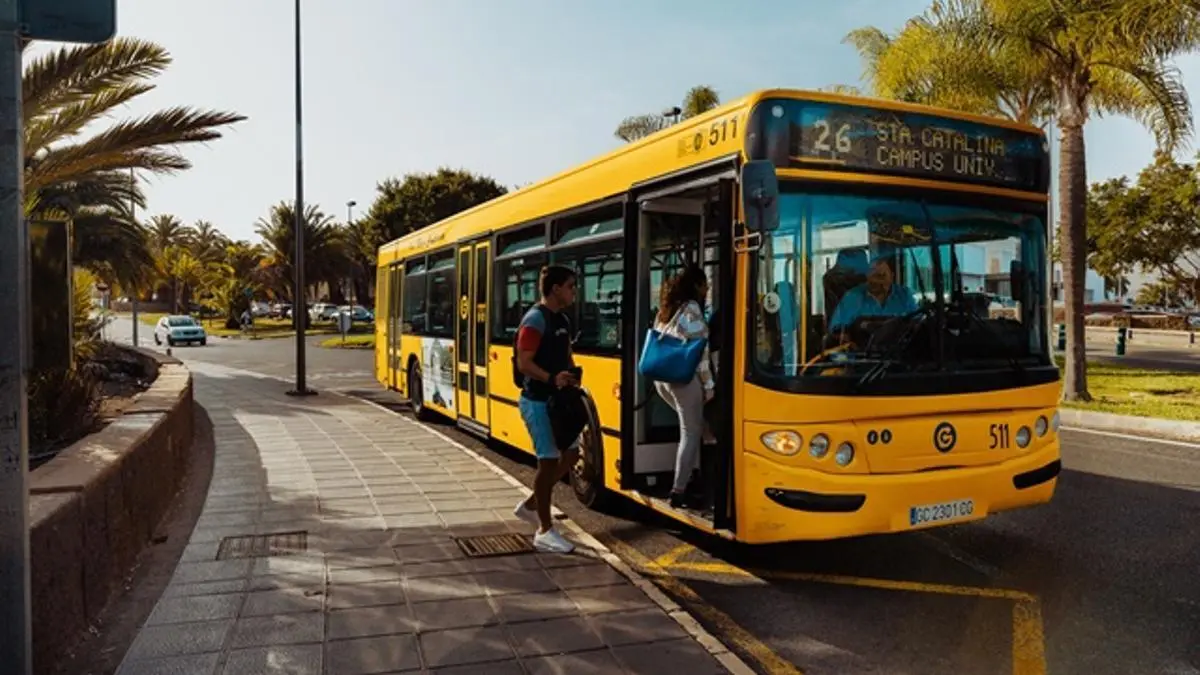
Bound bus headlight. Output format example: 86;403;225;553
809;434;830;459
761;431;802;456
1035;416;1048;437
1016;426;1032;448
834;442;855;467
1051;411;1060;431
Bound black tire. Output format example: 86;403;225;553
570;390;615;511
167;338;175;347
154;334;161;345
200;338;207;346
409;360;434;421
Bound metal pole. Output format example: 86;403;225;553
288;0;312;396
130;167;138;347
0;3;33;671
346;200;354;306
1046;116;1056;350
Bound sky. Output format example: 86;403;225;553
64;0;1200;243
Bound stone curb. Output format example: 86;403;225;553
335;390;758;675
1060;408;1200;445
29;345;194;672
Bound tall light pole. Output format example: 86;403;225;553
130;167;139;347
287;0;314;397
346;200;356;305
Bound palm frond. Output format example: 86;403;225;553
25;81;155;157
71;208;153;288
28;106;246;190
23;38;170;126
842;26;893;89
32;169;143;216
1100;0;1200;59
1091;59;1193;151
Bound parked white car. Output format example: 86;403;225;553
154;315;207;347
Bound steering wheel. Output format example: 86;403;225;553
823;315;890;350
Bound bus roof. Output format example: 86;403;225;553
378;88;1045;262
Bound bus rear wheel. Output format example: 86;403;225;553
570;395;613;511
408;361;434;421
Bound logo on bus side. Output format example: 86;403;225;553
933;422;957;453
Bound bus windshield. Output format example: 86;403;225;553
752;189;1052;396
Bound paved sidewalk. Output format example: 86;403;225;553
116;361;736;675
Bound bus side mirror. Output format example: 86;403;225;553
741;160;780;233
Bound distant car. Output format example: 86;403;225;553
154;315;206;347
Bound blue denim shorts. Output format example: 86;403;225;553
518;395;559;460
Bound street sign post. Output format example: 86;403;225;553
1;3;116;673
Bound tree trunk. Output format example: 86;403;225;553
1058;119;1091;401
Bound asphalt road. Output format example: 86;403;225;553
110;317;1200;675
1083;336;1200;373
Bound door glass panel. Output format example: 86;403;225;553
457;250;470;368
475;246;489;368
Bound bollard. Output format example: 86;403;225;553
1056;323;1066;351
1191;331;1195;347
1116;326;1126;356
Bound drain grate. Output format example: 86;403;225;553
216;530;308;560
454;533;535;558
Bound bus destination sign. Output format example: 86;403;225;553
780;100;1049;192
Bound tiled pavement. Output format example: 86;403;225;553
116;361;737;675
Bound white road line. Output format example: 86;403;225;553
1062;426;1200;449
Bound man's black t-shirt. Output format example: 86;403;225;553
516;304;572;401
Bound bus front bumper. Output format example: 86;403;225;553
739;440;1061;544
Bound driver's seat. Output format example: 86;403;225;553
823;249;869;322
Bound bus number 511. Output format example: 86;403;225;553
989;423;1010;449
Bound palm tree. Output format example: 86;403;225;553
614;85;722;143
23;37;245;293
189;220;229;263
340;218;377;304
844;0;1199;400
152;245;204;313
146;213;192;253
255;201;346;314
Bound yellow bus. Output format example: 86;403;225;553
374;88;1062;544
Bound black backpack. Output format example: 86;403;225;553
512;305;549;388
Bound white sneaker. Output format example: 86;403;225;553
533;527;575;554
513;500;539;527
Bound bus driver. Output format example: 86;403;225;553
828;256;917;343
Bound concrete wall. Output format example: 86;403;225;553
27;347;194;672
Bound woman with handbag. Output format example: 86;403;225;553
649;264;716;508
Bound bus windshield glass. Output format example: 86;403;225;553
752;189;1051;395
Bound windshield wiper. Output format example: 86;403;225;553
855;306;936;389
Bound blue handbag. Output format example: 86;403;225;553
637;309;708;384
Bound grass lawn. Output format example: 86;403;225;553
1060;358;1200;422
320;334;375;349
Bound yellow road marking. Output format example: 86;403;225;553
668;560;1036;602
651;544;695;568
1011;601;1047;675
605;537;803;675
656;545;1048;675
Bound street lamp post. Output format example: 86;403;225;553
346;199;356;306
287;0;314;397
130;167;139;347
